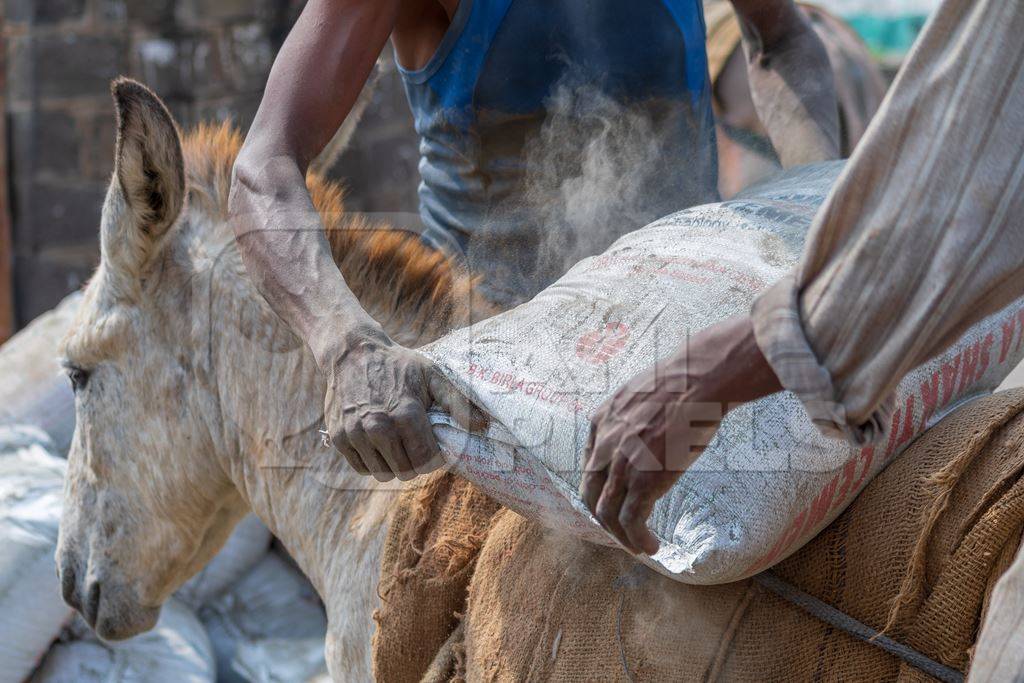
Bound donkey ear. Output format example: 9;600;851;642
104;78;185;275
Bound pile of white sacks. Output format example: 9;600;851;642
0;426;329;683
0;296;329;683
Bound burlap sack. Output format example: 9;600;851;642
456;389;1024;682
372;472;501;683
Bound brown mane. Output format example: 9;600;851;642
180;122;489;343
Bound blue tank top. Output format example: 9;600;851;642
399;0;718;306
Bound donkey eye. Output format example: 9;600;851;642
66;366;90;392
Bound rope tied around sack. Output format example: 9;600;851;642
754;572;964;683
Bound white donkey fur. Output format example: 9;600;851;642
55;78;492;681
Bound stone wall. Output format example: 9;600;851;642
3;0;420;325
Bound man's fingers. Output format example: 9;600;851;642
428;373;490;432
594;457;638;554
395;403;447;476
347;422;393;482
620;486;660;556
580;465;608;516
333;437;370;476
364;414;416;481
581;420;617;514
584;418;618;473
400;429;447;477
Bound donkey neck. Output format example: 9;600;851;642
236;426;394;612
201;253;460;609
195;212;494;603
208;300;394;602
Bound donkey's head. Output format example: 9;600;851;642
55;76;488;642
55;80;247;640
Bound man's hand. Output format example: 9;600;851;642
731;0;841;166
580;315;781;555
320;328;487;482
580;373;718;556
227;0;454;482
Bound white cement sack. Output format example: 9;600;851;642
175;514;272;609
200;553;327;683
31;598;215;683
231;638;330;683
0;293;81;453
0;427;74;683
423;161;1024;584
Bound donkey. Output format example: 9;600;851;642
55;78;493;681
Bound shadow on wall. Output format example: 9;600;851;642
3;0;421;327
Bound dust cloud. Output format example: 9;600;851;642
462;74;717;308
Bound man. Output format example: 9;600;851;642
582;0;1024;557
229;0;839;482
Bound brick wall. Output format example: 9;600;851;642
2;0;420;325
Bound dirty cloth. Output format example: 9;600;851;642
970;525;1024;682
705;1;886;157
452;389;1024;682
708;2;888;199
752;0;1024;446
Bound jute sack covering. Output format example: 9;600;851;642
456;389;1024;682
372;472;501;683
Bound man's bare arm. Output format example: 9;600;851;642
229;0;482;482
230;0;395;356
730;0;841;166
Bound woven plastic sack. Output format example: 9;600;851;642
175;514;272;609
200;552;328;683
0;427;74;682
422;161;1024;584
0;293;80;453
31;598;215;683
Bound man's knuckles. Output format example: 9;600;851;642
392;402;424;426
